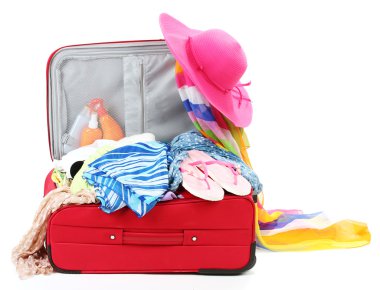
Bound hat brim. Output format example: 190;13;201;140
159;13;252;128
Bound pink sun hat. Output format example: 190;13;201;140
159;13;253;128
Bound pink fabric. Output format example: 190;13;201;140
159;13;253;127
188;159;239;187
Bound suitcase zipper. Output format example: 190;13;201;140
139;59;145;133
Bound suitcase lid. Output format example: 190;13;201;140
47;40;193;160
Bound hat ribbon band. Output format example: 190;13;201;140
231;81;252;108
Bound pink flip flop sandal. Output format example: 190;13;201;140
187;150;252;196
180;158;224;201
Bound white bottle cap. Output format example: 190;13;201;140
88;112;99;129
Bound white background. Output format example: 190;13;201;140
1;0;379;289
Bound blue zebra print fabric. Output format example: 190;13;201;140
83;141;171;217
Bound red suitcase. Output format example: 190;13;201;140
44;40;256;274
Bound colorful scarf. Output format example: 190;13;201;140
175;62;252;167
175;62;370;251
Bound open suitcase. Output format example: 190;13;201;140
44;40;257;274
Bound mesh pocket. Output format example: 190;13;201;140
57;57;126;154
51;50;193;159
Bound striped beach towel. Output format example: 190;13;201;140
83;141;171;217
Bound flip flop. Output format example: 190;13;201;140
180;157;224;201
187;150;252;196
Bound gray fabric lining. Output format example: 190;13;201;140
59;57;126;146
48;42;193;159
123;55;144;136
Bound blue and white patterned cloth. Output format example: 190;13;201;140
83;141;171;217
168;131;263;194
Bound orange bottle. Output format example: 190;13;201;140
80;112;103;146
90;98;124;141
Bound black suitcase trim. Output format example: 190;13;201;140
47;242;256;275
197;194;258;275
197;242;256;275
47;245;80;274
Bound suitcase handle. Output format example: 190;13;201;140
123;231;184;246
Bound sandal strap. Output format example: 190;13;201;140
203;160;239;185
181;160;211;190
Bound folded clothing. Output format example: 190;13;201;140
169;130;262;193
70;133;156;193
51;169;70;188
161;191;183;201
83;141;171;217
54;139;116;178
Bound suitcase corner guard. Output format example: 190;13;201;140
197;242;256;275
47;245;80;274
